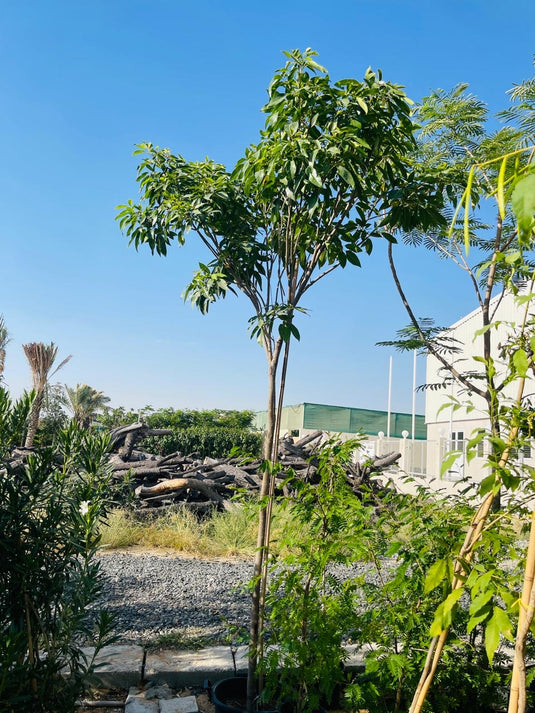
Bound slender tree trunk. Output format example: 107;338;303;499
248;348;282;712
263;361;277;460
247;462;272;712
24;390;44;448
247;334;291;711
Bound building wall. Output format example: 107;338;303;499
254;402;426;440
425;290;535;484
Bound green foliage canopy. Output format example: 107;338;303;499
117;49;436;358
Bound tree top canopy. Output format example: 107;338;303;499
118;48;441;341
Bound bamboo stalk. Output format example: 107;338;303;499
409;412;524;713
508;506;535;713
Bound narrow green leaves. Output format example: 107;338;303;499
464;168;474;254
497;156;507;220
511;173;535;244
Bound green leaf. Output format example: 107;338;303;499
440;451;461;476
497;156;507;220
337;166;355;188
424;559;448;594
289;323;301;341
505;250;522;265
346;251;361;267
467;606;492;634
429;588;463;636
309;167;324;188
513;348;529;377
511;173;535;243
469;589;493;617
443;587;464;614
464;170;474;254
493;606;513;641
484;610;501;664
279;324;290;341
479;473;498;497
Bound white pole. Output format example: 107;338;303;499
411;350;417;441
387;356;392;438
449;379;454;445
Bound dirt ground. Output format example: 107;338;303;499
78;685;215;712
77;686;352;712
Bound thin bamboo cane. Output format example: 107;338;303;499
410;277;534;713
410;411;524;713
508;506;535;713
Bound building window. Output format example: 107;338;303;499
451;432;465;451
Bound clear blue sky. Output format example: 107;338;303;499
1;0;533;414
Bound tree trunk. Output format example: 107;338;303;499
263;361;277;460
24;390;44;448
247;339;287;712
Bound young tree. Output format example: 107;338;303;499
65;383;111;429
37;382;69;446
23;343;71;448
381;78;535;507
118;48;435;710
380;70;535;713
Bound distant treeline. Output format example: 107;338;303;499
99;406;262;458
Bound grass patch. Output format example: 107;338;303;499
99;508;144;549
202;503;259;558
143;628;213;651
98;500;301;558
141;508;205;553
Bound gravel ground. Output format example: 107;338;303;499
97;548;385;647
97;549;255;645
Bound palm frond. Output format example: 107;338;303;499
378;321;463;355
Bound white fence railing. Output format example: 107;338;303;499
359;436;428;477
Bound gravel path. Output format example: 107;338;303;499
98;550;254;645
97;549;384;647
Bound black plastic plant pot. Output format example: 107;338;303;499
211;677;279;713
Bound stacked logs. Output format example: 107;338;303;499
109;424;401;511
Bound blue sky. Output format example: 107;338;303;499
1;0;534;414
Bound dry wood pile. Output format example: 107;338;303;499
109;423;401;511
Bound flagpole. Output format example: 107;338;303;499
411;350;417;441
387;356;392;438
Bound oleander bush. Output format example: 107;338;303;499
0;388;116;713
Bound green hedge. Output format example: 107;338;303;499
141;426;262;459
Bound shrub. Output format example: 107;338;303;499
141;426;262;458
347;480;518;712
262;439;370;713
0;390;116;712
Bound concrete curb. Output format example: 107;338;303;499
84;644;366;689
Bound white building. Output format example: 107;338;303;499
425;289;534;487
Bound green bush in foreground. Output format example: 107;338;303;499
0;389;116;713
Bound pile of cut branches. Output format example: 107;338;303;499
109;424;400;511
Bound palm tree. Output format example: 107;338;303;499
65;383;110;429
0;315;10;381
23;342;71;448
